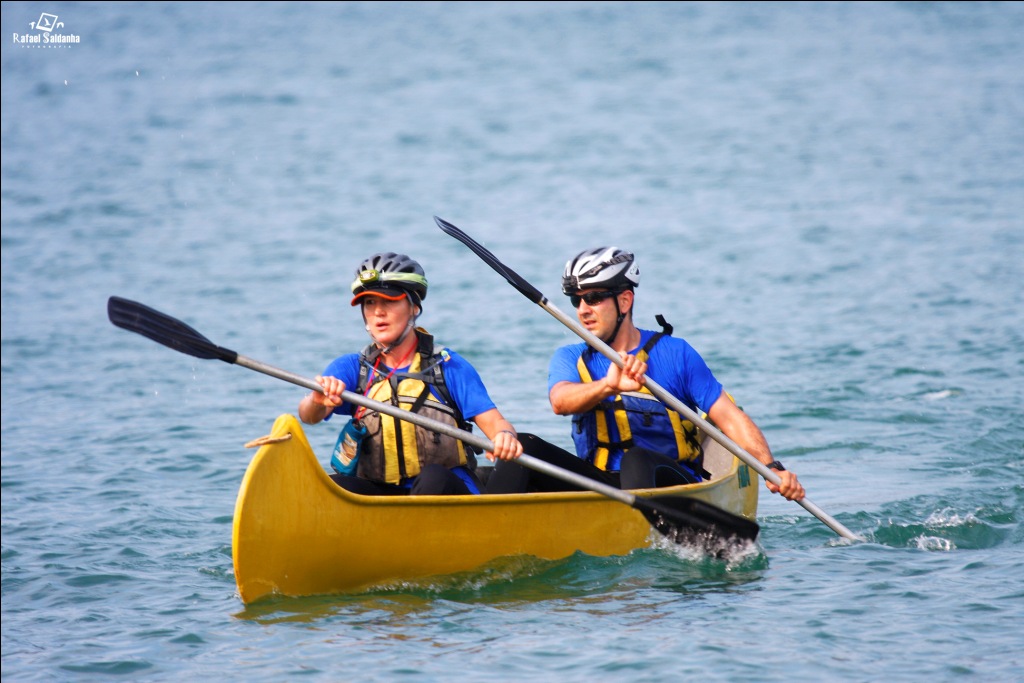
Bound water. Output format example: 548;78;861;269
3;2;1022;680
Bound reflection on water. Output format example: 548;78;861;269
235;545;771;626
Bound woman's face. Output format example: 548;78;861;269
361;295;415;347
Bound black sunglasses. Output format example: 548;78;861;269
569;290;618;308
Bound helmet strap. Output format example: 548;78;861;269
378;319;415;356
602;296;628;347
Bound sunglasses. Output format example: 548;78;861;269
569;290;618;308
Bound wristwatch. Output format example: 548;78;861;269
766;460;786;471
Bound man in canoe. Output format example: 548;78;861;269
487;246;805;502
299;252;523;495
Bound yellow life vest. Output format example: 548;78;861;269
573;325;704;472
355;331;473;484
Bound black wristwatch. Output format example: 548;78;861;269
766;460;786;471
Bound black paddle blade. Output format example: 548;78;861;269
107;296;238;364
434;216;546;304
637;495;760;545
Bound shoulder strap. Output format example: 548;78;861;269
654;314;673;337
356;342;381;395
415;328;435;358
639;314;674;355
385;330;470;429
426;348;468;428
415;335;478;458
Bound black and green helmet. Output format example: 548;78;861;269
350;252;429;306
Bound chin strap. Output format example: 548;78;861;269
602;297;628;346
376;319;417;355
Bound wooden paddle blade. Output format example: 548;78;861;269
107;296;238;364
638;495;760;544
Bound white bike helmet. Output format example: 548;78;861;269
562;247;640;295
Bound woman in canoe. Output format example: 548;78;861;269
299;252;522;495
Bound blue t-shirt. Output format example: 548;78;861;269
547;330;723;416
321;348;496;422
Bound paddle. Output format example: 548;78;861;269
107;296;759;544
434;216;861;541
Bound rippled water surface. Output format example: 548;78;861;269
3;2;1022;681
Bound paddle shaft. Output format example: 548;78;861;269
107;296;662;514
235;354;640;506
432;217;859;541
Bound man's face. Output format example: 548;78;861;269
572;288;628;339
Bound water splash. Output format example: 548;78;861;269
869;505;1012;551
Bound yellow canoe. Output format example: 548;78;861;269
232;413;759;604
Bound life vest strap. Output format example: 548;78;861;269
575;316;703;469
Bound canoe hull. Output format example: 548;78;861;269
232;414;758;604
